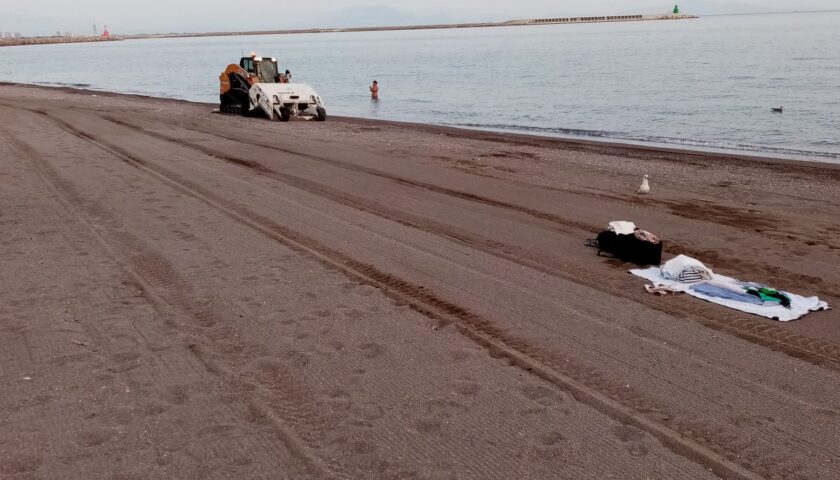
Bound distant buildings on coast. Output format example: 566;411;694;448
0;34;121;47
0;23;119;47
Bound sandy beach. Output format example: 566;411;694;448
1;84;838;479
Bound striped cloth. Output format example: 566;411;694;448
661;255;713;283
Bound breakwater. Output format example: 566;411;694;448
0;36;122;48
126;13;698;40
524;14;697;25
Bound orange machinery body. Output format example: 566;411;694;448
219;64;256;95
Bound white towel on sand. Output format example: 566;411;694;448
630;267;829;322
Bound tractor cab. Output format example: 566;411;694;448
239;56;280;83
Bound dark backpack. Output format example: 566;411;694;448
592;230;663;266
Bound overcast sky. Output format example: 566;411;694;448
2;0;837;35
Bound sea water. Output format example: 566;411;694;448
1;11;838;161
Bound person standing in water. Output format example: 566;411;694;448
370;80;379;100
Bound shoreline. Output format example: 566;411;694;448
3;81;838;171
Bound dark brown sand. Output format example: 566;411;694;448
1;84;838;480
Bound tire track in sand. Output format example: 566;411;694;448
102;115;840;373
28;108;768;480
168;116;839;289
5;111;344;480
90;115;840;478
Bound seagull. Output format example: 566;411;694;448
636;174;650;195
771;106;784;113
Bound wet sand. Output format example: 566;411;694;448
1;84;838;480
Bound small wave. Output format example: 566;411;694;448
455;122;619;139
448;122;840;161
33;81;92;88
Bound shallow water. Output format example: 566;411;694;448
1;11;838;161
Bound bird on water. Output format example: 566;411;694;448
771;106;784;113
636;175;650;195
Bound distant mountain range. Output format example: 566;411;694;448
303;6;457;29
2;2;839;36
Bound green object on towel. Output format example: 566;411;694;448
745;287;791;308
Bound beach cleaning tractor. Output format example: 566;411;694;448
219;54;326;121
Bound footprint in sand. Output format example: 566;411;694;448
352;401;385;422
452;380;482;397
161;385;189;405
422;399;468;418
323;387;352;411
219;341;246;355
144;402;167;416
731;415;776;428
611;425;650;457
449;348;478;362
156;450;176;467
344;308;366;320
521;384;564;407
111;351;141;363
229;457;254;467
0;452;42;475
78;429;114;448
539;431;567;446
198;424;237;437
627;442;650;457
611;425;645;443
359;342;386;359
329;436;376;455
211;259;228;269
284;349;310;368
416;417;443;435
357;285;377;297
192;310;218;328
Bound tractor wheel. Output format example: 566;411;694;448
279;107;291;122
315;106;327;122
220;102;239;115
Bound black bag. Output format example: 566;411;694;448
591;230;662;266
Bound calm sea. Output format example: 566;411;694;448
1;12;838;161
